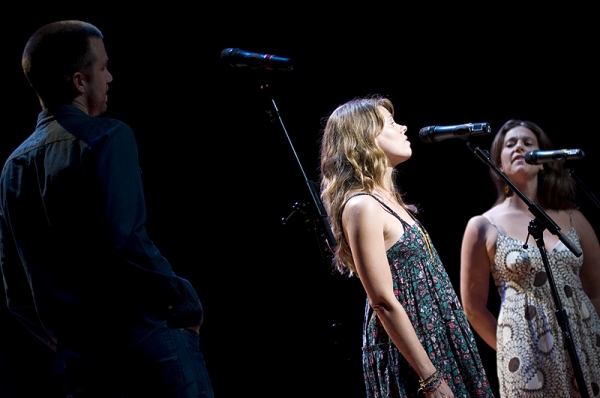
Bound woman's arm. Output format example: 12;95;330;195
572;209;600;316
460;215;499;350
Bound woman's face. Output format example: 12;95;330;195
375;106;411;167
499;126;543;177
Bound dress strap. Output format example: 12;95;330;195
346;193;403;222
482;214;499;231
347;193;436;259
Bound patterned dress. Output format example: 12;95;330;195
485;215;600;397
356;194;494;398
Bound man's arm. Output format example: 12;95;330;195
0;209;57;351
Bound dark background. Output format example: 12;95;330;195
1;5;599;398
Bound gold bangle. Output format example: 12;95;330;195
417;370;444;395
418;370;441;388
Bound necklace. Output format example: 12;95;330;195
415;221;435;261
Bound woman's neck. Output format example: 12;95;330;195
504;193;539;212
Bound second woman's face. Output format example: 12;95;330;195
500;126;543;176
375;106;411;166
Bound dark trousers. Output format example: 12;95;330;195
57;320;214;398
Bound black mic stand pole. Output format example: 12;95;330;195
259;83;336;254
465;141;590;398
258;83;352;351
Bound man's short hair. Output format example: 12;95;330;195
22;20;104;107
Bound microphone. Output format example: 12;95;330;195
419;123;492;143
524;149;585;164
220;48;293;71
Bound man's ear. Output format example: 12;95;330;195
71;72;86;94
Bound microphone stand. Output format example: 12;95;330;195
258;83;354;351
259;83;336;254
465;141;590;398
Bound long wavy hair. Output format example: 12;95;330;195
489;119;578;209
319;95;416;276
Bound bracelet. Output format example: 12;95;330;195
417;370;444;395
419;370;441;388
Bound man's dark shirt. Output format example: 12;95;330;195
0;105;202;352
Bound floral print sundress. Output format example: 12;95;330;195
354;193;494;397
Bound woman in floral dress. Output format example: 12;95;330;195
319;95;494;397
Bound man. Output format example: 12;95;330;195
0;20;214;397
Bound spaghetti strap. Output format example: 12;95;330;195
482;214;499;231
346;192;404;223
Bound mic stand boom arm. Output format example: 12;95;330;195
466;142;589;398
